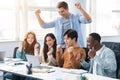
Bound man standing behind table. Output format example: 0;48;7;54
35;1;91;47
87;33;117;78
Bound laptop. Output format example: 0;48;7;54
26;54;52;69
0;51;5;62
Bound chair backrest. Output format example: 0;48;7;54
13;47;19;58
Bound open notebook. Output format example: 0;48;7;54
26;54;52;69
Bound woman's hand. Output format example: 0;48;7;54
18;41;23;53
47;47;53;55
34;43;39;56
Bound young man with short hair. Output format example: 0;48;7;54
56;29;86;69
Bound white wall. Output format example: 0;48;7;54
101;36;120;42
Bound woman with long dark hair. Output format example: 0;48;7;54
39;33;58;66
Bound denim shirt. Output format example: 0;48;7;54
89;45;117;78
42;13;92;47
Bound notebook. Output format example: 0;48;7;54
26;54;52;69
0;51;5;62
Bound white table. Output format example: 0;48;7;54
83;73;118;80
0;58;119;80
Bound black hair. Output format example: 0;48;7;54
63;29;78;41
89;33;101;43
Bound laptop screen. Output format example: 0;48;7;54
26;54;53;69
26;54;41;67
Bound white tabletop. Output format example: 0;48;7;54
0;58;119;80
